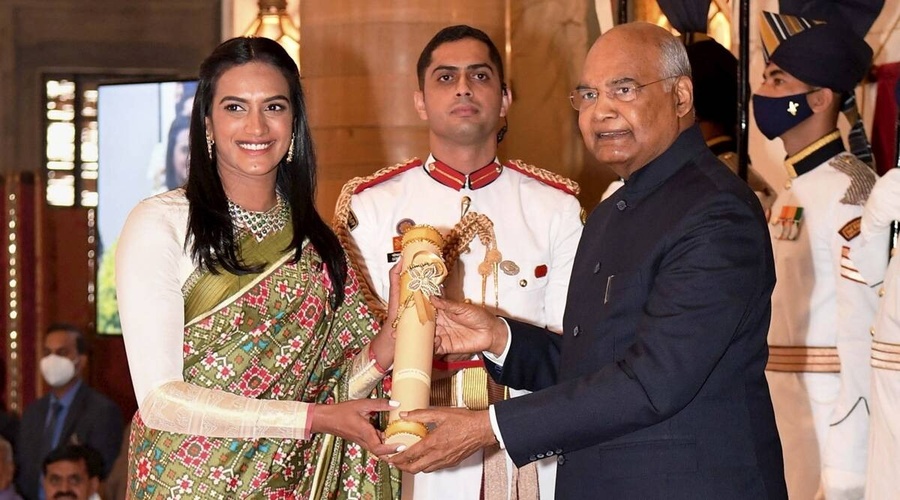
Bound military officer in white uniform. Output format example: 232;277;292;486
753;10;886;499
854;168;900;500
335;25;583;500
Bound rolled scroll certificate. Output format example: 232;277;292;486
385;225;447;447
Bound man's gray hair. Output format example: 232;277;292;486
658;34;691;90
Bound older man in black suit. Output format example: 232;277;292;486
388;22;787;499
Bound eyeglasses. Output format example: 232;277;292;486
569;76;677;110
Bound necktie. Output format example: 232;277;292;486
36;403;64;500
41;401;63;457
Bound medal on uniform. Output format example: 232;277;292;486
388;218;416;262
499;260;519;276
396;218;415;235
772;205;803;241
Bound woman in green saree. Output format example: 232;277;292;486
116;37;401;499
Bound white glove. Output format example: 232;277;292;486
863;169;900;233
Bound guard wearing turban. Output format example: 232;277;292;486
753;5;887;499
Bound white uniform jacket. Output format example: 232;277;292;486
347;155;583;500
766;133;883;500
854;168;900;500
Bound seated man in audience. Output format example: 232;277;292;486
0;437;21;500
41;445;102;500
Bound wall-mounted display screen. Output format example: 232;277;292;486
96;80;197;334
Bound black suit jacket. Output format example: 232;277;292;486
16;382;123;500
487;127;787;499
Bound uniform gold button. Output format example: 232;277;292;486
463;299;472;304
519;279;528;287
784;180;792;190
879;287;886;297
870;326;876;336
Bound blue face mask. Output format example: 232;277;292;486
752;91;816;140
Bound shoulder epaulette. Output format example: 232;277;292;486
331;159;424;324
351;158;422;195
332;156;423;241
830;153;877;206
504;159;580;196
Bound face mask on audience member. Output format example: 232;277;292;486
40;354;76;388
752;91;815;140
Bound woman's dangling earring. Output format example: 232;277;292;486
206;135;215;160
286;134;295;163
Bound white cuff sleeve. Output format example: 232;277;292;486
482;318;512;366
347;343;389;400
140;380;313;440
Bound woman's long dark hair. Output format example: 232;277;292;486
185;37;348;308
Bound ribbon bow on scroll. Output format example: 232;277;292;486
396;251;448;326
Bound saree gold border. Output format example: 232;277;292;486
766;345;841;373
185;247;298;327
872;340;900;371
185;228;296;323
311;433;335;499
